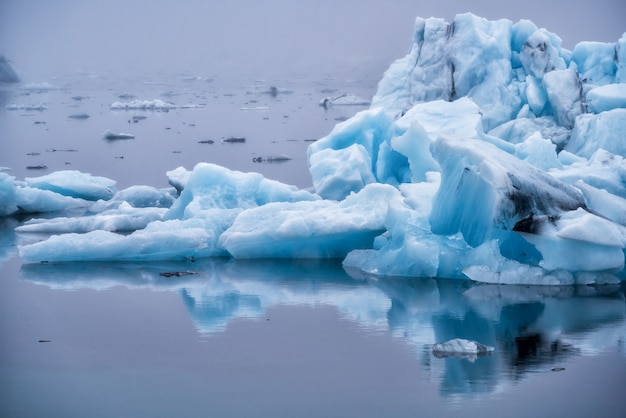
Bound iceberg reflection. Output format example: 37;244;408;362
20;260;626;398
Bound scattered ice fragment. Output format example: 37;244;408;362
111;99;176;110
222;137;246;143
319;94;370;108
68;113;90;119
432;338;495;357
103;130;135;140
6;104;47;111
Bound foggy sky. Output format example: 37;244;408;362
0;0;624;80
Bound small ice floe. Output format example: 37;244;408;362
21;82;60;92
130;115;147;123
110;99;176;111
319;94;370;108
222;137;246;143
252;154;292;163
26;164;47;170
103;130;135;140
6;104;47;111
71;95;89;101
432;338;495;361
180;76;213;83
240;106;269;111
68;113;90;119
117;92;135;100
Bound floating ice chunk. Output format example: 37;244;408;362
16;203;166;233
514;132;562;171
565;109;626;158
343;185;472;279
165;163;318;220
319;94;370;108
519;29;566;79
5;104;47;111
586;84;626;113
25;170;117;201
571;41;619;87
110;99;177;110
396;97;484;141
252;154;292;163
524;75;548;115
307;107;393;197
516;208;626;272
110;99;205;110
102;130;135;140
1;172;91;215
308;144;376;201
488;116;569;147
0;55;19;82
0;173;17;216
14;186;91;214
543;68;585;129
19;214;236;262
166;166;191;193
220;184;401;259
89;185;176;212
432;338;494;357
68;113;90;119
21;82;60;92
429;136;585;247
574;180;626;226
372;13;517;129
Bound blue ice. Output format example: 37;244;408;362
7;13;626;284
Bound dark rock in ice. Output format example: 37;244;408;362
430;136;587;247
198;140;215;144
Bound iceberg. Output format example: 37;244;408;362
10;13;626;285
0;55;19;82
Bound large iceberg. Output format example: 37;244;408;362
9;13;626;284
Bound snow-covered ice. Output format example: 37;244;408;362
7;13;626;285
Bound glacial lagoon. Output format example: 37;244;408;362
1;66;625;418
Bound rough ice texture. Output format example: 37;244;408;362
13;13;626;285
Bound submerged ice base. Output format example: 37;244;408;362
8;13;626;284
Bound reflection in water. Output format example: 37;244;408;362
20;259;626;398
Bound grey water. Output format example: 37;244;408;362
2;1;626;417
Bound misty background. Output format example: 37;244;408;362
1;0;624;82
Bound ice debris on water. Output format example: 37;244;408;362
432;338;495;359
320;94;371;108
103;130;135;140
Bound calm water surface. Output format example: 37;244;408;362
1;72;625;417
